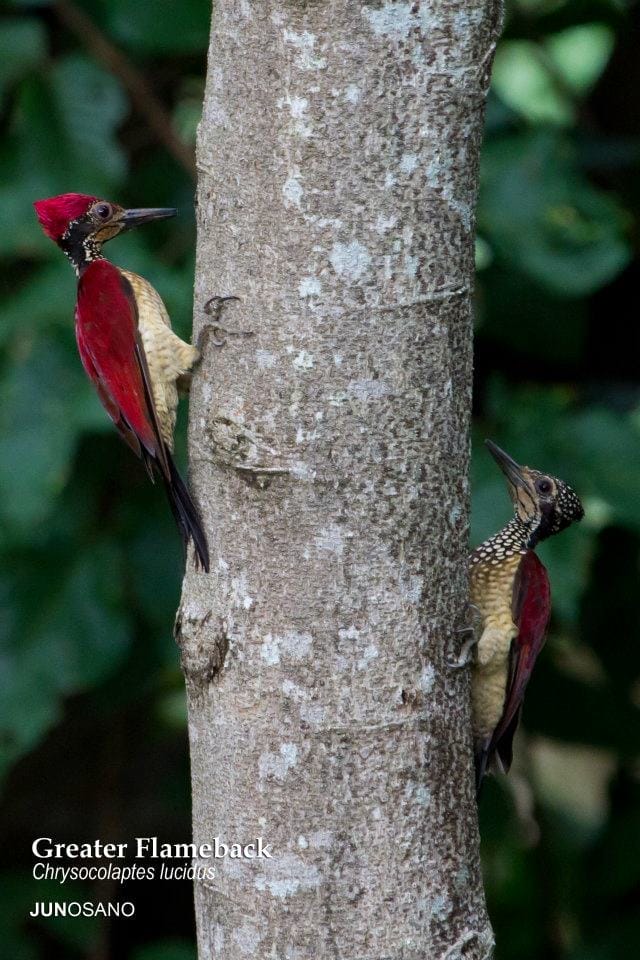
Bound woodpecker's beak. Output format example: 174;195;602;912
485;440;527;489
120;207;177;229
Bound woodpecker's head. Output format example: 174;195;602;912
486;439;584;547
34;193;176;272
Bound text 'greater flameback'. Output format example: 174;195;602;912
34;192;209;570
470;441;584;793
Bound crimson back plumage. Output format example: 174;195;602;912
76;260;209;571
475;551;550;791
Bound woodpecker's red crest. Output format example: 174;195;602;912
34;193;100;242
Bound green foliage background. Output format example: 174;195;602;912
0;0;638;957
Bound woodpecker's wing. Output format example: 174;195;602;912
491;550;551;772
76;331;141;459
76;259;162;468
75;259;209;570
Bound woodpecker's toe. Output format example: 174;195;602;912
447;629;477;670
204;294;240;318
201;296;253;347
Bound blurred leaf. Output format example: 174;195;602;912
512;0;566;12
478;266;587;364
564;407;640;530
0;540;131;776
480;131;631;296
0;18;46;105
493;41;574;124
128;514;183;632
475;235;494;271
0;338;107;540
525;657;637;753
101;0;211;54
51;54;128;183
569;927;640;960
173;99;202;146
538;522;592;624
0;875;39;960
547;24;615;93
483;89;521;136
39;902;101;953
531;741;615;835
132;941;196;960
494;25;615;125
590;787;640;900
0;262;76;347
157;688;188;729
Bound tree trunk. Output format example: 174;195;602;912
177;2;501;957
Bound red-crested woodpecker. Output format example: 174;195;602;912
34;193;209;570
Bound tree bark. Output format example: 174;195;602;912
177;2;501;957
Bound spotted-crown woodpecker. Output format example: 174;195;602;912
468;440;584;793
34;193;209;570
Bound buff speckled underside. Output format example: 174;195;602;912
469;552;524;740
119;268;199;450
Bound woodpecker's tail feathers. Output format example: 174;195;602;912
474;738;492;798
163;454;210;572
475;706;523;797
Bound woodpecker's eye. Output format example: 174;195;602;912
536;478;553;495
93;202;112;220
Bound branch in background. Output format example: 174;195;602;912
54;0;197;181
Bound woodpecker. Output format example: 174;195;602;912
466;440;584;793
34;192;209;570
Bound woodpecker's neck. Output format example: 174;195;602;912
471;516;537;566
59;225;104;276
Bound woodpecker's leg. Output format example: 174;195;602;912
200;296;254;347
177;372;193;394
447;630;478;670
179;298;251;394
447;603;483;669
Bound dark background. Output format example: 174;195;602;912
0;1;638;957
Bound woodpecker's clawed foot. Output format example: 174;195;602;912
446;603;482;670
201;296;254;347
204;294;240;318
466;602;483;626
447;631;478;670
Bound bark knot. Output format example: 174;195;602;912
204;414;289;487
175;604;229;686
